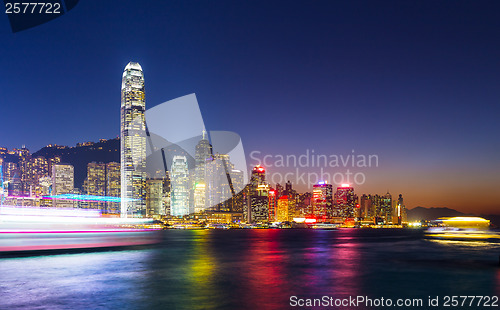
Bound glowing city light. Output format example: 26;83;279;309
43;194;139;202
254;165;265;172
0;214;152;225
0;205;101;218
293;218;317;223
441;217;489;223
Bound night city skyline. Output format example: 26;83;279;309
2;2;500;309
2;1;500;215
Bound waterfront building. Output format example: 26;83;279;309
297;191;313;216
248;184;269;223
335;184;358;219
3;162;18;183
245;165;269;223
205;153;235;211
39;176;52;207
276;195;295;222
163;171;171;216
380;192;392;224
146;178;164;217
52;163;74;208
30;156;49;197
85;162;106;210
360;194;373;220
194;130;212;213
121;61;147;217
393;194;407;225
7;169;23;197
268;188;277;222
106;162;121;214
312;181;333;221
17;146;31;195
171;155;189;217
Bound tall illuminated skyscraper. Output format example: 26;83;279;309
393;194;406;225
121;62;147;217
380;192;392;224
206;153;235;211
268;189;277;222
276;195;295;222
193;130;212;213
171;156;189;217
312;181;333;221
246;165;269;223
335;184;357;219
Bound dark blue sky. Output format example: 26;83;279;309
2;1;500;212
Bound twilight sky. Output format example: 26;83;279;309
1;1;500;213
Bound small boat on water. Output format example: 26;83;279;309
424;217;500;242
311;223;339;230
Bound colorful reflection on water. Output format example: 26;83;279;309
1;229;500;309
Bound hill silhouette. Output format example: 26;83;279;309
33;138;120;189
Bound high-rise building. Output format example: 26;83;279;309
359;192;405;225
193;130;212;213
285;180;293;195
205;153;235;211
312;181;333;221
245;165;269;223
163;171;171;216
7;169;23;197
48;156;61;177
86;162;106;210
193;183;206;213
335;184;357;219
52;163;74;208
250;165;265;187
276;195;295;222
296;192;313;216
360;194;373;220
30;156;49;197
39;176;52;206
171;155;189;217
17;146;32;195
82;162;120;213
248;184;269;223
380;192;392;224
3;162;17;183
121;62;147;217
275;183;284;199
268;188;277;222
393;194;406;225
146;179;164;217
106;162;121;214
